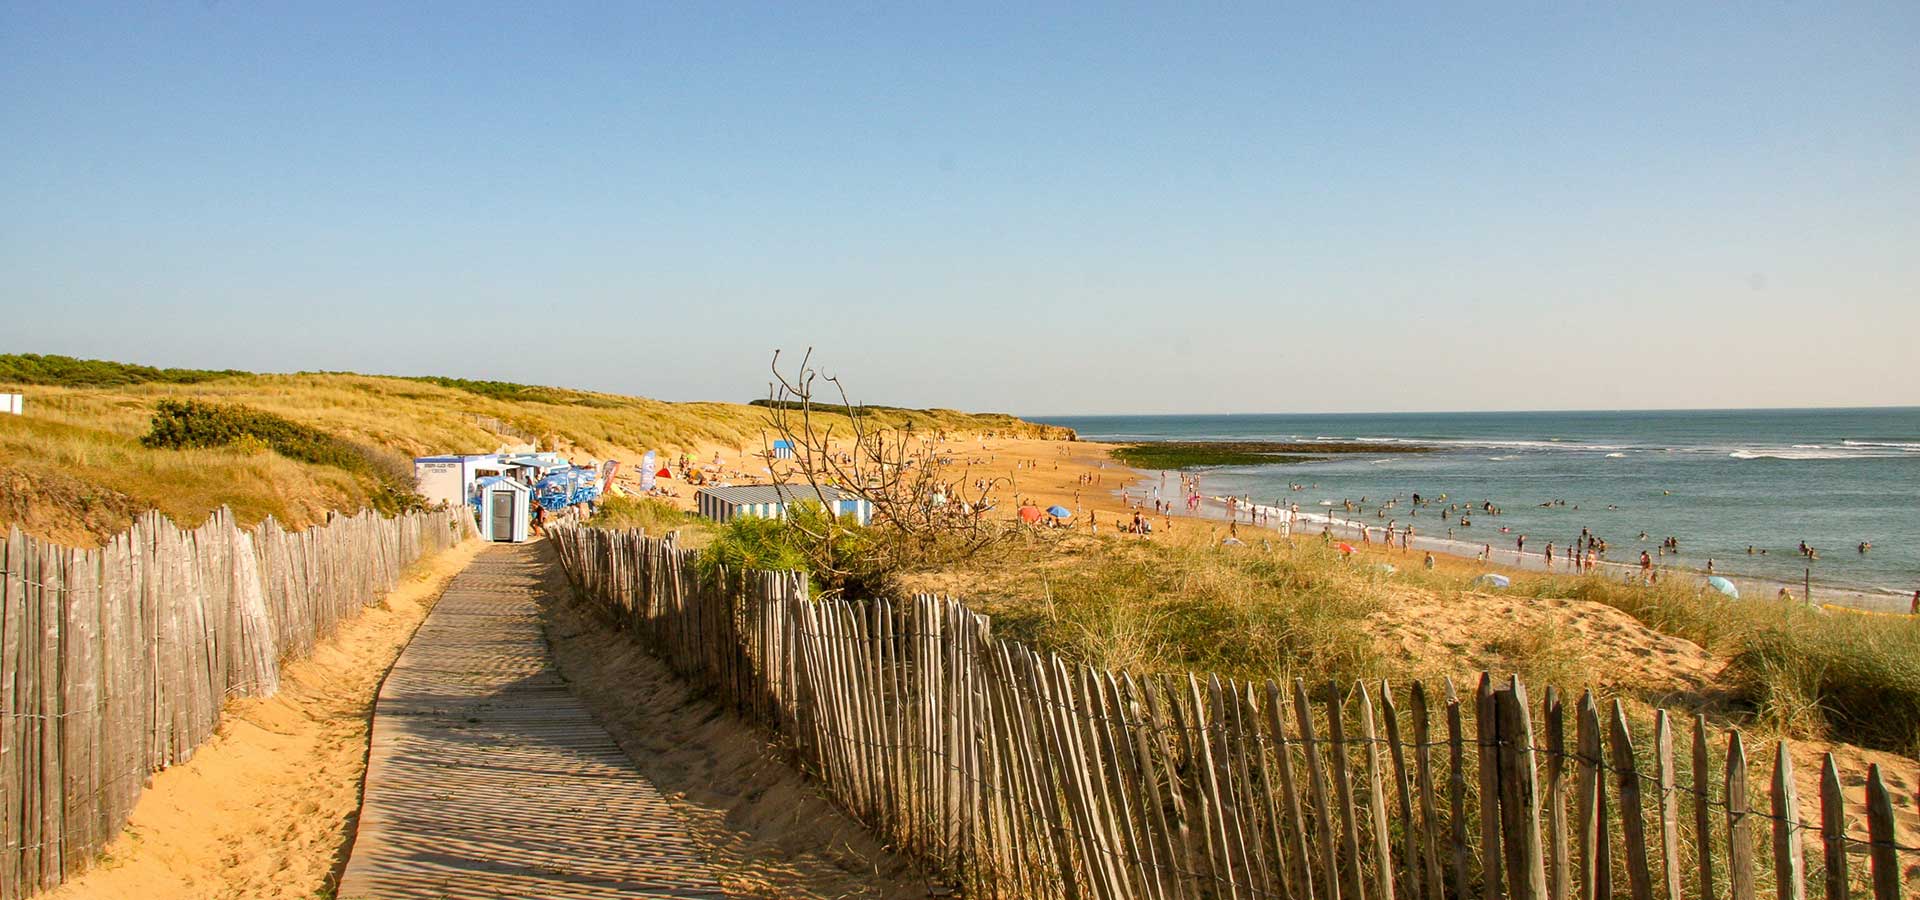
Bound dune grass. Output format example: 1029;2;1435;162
895;525;1920;754
1;357;1068;544
903;532;1392;684
1378;560;1920;753
584;495;709;537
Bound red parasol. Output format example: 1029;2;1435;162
1017;505;1043;523
1336;542;1356;555
655;467;672;479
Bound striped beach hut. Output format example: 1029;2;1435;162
770;439;795;460
696;484;873;526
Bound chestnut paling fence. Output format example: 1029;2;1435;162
1;506;471;899
549;523;1916;900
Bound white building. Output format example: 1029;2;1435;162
412;454;509;508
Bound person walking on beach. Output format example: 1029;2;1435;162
1516;534;1526;556
1424;551;1435;570
1544;542;1554;569
1640;550;1653;584
1911;590;1919;615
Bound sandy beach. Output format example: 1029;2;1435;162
588;431;1910;617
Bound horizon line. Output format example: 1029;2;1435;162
1023;403;1920;420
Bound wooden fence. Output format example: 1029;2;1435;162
1;506;471;899
549;524;1916;900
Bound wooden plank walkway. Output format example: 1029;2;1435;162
337;543;725;899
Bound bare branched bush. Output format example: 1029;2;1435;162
763;349;1011;570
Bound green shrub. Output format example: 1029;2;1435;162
401;375;623;407
697;503;883;599
140;399;424;513
0;353;245;387
143;399;354;463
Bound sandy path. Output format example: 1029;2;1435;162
534;542;939;899
43;538;485;900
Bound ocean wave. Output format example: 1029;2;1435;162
1728;448;1872;460
1092;433;1920;460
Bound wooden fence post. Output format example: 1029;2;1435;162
1771;741;1805;900
1477;674;1503;900
1296;678;1342;900
1817;755;1846;900
1411;681;1446;900
1607;701;1654;900
1495;678;1548;900
1865;764;1901;900
1727;731;1755;900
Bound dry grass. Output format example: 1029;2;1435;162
901;531;1391;685
0;370;1067;545
899;528;1920;755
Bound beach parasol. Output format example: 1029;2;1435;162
655;467;672;479
1706;576;1739;599
1336;542;1356;555
1047;505;1071;518
1474;573;1512;589
1017;505;1043;523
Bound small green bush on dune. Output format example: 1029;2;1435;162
697;503;884;600
141;399;424;513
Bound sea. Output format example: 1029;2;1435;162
1033;408;1920;605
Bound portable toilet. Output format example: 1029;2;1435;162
471;476;531;542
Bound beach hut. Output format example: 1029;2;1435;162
0;393;20;415
470;476;532;543
770;440;795;460
696;484;873;526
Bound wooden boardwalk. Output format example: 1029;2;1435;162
337;543;725;899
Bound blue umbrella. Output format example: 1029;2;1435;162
1707;576;1739;599
1047;505;1072;518
1474;573;1511;589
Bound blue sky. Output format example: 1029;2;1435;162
3;3;1915;414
